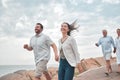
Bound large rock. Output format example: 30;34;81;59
75;64;120;80
0;57;117;80
0;68;58;80
78;57;116;71
0;70;31;80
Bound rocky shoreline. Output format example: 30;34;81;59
0;57;116;80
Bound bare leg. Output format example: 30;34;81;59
106;60;112;73
43;71;52;80
118;64;120;72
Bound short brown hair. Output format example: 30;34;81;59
36;23;43;29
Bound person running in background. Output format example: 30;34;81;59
58;20;82;80
23;23;59;80
95;30;116;76
115;28;120;74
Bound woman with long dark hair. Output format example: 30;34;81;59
58;20;81;80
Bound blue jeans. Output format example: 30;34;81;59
58;59;75;80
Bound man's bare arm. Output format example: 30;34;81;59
51;43;59;61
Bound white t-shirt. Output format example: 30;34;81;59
30;33;53;64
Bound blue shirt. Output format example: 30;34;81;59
98;36;115;54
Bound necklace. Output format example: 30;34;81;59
61;36;68;43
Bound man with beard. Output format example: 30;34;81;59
23;23;59;80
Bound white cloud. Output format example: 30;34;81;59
1;0;8;8
54;4;64;17
102;0;120;4
95;5;103;12
69;0;78;5
15;22;24;30
82;0;94;4
15;15;28;31
0;0;120;65
78;12;94;21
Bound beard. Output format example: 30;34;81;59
35;29;40;34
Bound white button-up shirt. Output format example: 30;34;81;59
115;37;120;64
98;36;115;54
115;37;120;52
30;33;53;64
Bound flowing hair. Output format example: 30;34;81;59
63;19;79;36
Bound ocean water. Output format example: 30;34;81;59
0;64;58;77
0;65;35;77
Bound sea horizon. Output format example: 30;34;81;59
0;64;58;77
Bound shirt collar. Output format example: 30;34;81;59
35;33;43;37
103;35;107;38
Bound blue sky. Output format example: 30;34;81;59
0;0;120;65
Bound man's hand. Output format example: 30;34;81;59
23;44;33;51
55;54;59;62
95;43;99;47
24;44;29;49
51;43;59;62
113;47;116;53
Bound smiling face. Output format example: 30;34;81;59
61;23;70;35
35;24;43;34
